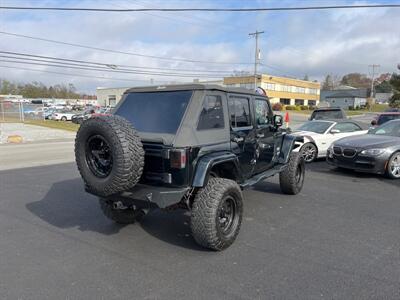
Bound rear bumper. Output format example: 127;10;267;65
89;184;190;209
326;150;388;174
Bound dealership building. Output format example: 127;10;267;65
96;74;320;107
223;74;320;106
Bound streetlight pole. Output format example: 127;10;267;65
249;30;264;90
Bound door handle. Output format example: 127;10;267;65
256;133;265;138
233;137;244;143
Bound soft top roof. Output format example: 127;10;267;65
124;83;267;97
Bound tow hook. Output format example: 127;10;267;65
113;201;132;210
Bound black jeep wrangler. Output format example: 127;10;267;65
75;84;305;251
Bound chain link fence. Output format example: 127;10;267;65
0;101;45;122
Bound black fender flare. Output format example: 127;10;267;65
192;152;241;187
278;134;304;164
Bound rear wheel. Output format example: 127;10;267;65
279;152;305;195
191;178;243;251
61;116;67;121
300;143;317;163
386;152;400;179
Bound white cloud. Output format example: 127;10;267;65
0;0;399;93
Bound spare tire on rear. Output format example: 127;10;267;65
75;115;144;197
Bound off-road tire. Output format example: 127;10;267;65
279;152;305;195
99;198;145;224
191;178;243;251
75;115;144;197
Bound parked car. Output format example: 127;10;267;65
44;108;56;119
292;120;368;162
51;110;76;121
309;107;347;121
71;109;95;124
74;84;305;251
370;112;400;127
327;119;400;179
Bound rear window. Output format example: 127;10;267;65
115;91;192;134
311;109;343;120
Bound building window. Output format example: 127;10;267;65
228;96;252;128
308;88;317;95
295;99;304;105
108;95;116;107
280;98;291;105
308;100;316;106
197;95;224;130
265;83;275;91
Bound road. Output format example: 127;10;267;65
0;162;398;299
0;140;75;171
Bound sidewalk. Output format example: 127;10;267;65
0;123;76;144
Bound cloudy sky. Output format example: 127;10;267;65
0;0;399;93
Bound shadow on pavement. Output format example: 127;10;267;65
26;178;126;235
140;209;207;251
251;180;283;194
309;161;399;187
26;177;207;250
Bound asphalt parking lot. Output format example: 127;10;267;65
0;160;398;299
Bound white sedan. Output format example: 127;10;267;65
292;120;369;163
51;110;76;121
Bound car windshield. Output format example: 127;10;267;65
297;121;333;134
115;91;193;134
377;114;400;125
311;110;342;120
368;121;400;137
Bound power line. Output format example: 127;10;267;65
0;31;253;65
0;59;231;78
1;4;399;12
0;50;239;73
0;65;172;83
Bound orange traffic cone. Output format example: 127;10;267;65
284;111;290;128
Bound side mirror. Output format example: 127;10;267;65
371;119;377;126
330;129;341;134
273;115;283;127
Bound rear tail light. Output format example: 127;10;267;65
170;149;186;169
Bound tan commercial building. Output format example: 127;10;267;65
224;74;320;106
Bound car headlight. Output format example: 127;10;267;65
360;149;386;156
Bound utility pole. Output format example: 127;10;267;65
249;30;264;89
368;64;380;98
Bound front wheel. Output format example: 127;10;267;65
61;116;67;121
279;152;305;195
191;178;243;251
300;143;317;163
386;152;400;179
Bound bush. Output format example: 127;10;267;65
308;106;316;110
285;105;296;110
300;105;309;110
272;102;283;111
295;106;302;111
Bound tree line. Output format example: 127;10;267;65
0;79;94;99
321;72;399;108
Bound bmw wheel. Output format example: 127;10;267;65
386;152;400;179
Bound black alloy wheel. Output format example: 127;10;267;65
85;134;113;178
218;195;238;236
